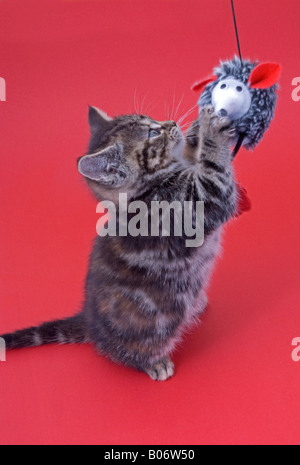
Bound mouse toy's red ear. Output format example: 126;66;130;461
248;62;282;89
191;75;218;93
235;184;252;217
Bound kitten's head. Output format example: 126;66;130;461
78;107;184;200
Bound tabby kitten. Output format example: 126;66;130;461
1;105;237;381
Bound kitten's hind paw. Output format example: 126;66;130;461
145;357;175;381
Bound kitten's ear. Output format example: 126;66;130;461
88;106;112;135
78;144;124;183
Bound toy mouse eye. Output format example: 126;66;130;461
220;83;227;89
236;86;243;92
149;128;161;138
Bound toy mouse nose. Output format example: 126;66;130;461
219;109;228;117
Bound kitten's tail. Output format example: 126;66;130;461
0;313;88;350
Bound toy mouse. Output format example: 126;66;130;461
190;56;281;216
192;56;282;157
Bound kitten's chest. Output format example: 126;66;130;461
190;227;222;285
174;228;222;325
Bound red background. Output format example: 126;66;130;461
0;0;300;445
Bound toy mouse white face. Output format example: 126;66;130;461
211;78;251;120
192;58;282;150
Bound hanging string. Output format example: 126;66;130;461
230;0;244;158
231;133;246;159
231;0;242;62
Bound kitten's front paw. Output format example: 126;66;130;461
212;115;236;141
200;105;215;132
145;357;174;381
200;105;235;141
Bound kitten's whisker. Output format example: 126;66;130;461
134;89;138;114
178;109;197;127
184;127;199;135
184;132;197;137
177;107;190;126
177;104;198;126
182;128;196;136
140;93;149;115
167;101;171;120
145;102;158;116
185;128;199;134
134;91;143;114
170;89;176;121
185;133;199;138
144;100;152;115
173;94;184;122
182;127;194;133
165;101;171;120
180;121;194;129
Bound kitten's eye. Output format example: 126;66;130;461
220;83;227;90
148;128;161;138
236;86;243;92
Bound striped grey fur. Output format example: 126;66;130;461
1;105;237;381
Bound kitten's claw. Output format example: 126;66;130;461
200;104;215;117
146;357;174;381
